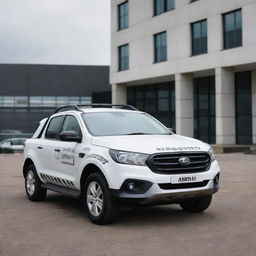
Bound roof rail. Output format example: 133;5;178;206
54;105;80;113
54;104;138;113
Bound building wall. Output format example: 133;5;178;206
0;64;111;136
111;0;256;84
111;0;256;145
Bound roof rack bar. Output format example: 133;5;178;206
78;104;138;111
54;105;80;113
54;104;138;113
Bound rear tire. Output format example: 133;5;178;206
179;195;212;213
84;172;119;225
24;164;47;201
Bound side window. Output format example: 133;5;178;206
45;116;65;139
61;115;82;136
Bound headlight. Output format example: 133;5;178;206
208;148;216;162
109;149;149;166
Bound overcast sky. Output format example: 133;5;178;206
0;0;111;65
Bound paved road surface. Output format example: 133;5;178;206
0;153;255;256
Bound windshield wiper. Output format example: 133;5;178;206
125;132;152;135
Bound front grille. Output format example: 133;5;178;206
147;152;211;174
159;180;209;190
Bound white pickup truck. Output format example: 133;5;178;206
23;104;220;224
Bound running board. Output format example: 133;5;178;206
41;183;81;199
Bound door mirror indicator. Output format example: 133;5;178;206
60;131;82;143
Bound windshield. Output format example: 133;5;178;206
82;112;172;136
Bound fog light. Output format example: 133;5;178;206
127;182;136;191
121;179;153;194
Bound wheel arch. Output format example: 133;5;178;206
80;163;109;195
23;158;35;177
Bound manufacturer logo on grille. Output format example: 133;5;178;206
178;156;190;165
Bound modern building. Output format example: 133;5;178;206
111;0;256;145
0;64;111;138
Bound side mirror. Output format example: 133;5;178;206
60;131;82;143
169;128;176;134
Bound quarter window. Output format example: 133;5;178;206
191;20;207;55
223;9;242;49
45;116;64;139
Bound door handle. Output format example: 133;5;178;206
54;149;60;152
37;146;43;149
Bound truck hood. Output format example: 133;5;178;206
91;134;210;154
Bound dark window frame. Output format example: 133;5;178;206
193;76;216;144
235;71;252;145
223;9;242;50
127;82;176;129
45;115;65;140
154;0;175;16
154;31;167;63
118;44;129;71
118;1;129;31
191;19;208;56
61;115;83;139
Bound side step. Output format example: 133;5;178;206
41;183;81;199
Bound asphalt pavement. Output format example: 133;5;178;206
0;153;256;256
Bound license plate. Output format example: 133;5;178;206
171;174;203;184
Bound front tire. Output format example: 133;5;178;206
179;195;212;213
25;164;47;201
84;172;119;225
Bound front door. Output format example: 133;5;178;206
53;115;85;186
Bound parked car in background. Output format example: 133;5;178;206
0;138;27;153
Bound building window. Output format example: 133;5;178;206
154;32;167;63
191;19;207;56
235;71;252;145
154;0;175;16
194;76;215;144
118;1;129;30
223;9;242;49
127;82;175;128
0;96;92;108
118;44;129;71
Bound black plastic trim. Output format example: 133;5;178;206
146;151;211;175
41;183;81;199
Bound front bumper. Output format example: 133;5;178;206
109;160;220;206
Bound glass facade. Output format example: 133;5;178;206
194;76;216;144
154;0;175;16
223;9;242;49
154;32;167;63
118;1;129;30
191;20;207;55
0;96;92;109
127;82;175;128
235;71;252;145
118;44;129;71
